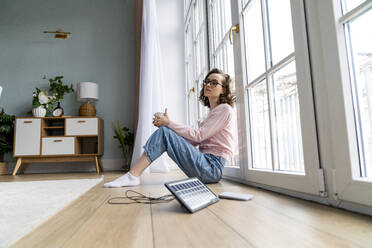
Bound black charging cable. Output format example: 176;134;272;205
108;190;175;205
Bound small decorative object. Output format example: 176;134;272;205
32;105;47;117
112;121;134;172
77;82;99;116
0;113;15;175
52;102;64;117
43;29;71;39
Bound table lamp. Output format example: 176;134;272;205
77;82;99;116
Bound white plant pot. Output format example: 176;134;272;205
32;106;47;117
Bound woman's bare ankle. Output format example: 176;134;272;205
129;170;141;177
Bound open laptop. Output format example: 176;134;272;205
165;177;219;213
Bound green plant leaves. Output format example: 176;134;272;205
48;76;74;102
0;114;14;156
112;121;134;158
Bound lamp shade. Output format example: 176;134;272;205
77;82;99;102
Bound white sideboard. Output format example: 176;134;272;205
12;116;104;175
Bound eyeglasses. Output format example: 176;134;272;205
202;80;224;88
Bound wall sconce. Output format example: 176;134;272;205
43;29;71;39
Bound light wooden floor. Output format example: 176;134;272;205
2;170;372;248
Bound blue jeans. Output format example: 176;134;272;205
143;126;226;184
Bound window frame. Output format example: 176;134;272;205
227;0;322;195
316;0;372;206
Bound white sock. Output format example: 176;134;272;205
103;172;140;188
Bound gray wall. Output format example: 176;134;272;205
0;0;137;171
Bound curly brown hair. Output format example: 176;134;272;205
199;68;235;108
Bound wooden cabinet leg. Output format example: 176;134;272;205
12;158;22;176
98;157;104;172
94;156;100;174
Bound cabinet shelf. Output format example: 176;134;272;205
42;129;65;137
43;126;64;129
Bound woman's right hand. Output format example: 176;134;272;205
152;108;170;127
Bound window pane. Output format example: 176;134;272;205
223;0;232;38
341;0;366;14
267;0;294;65
345;9;372;177
272;61;305;172
249;80;273;170
242;0;266;82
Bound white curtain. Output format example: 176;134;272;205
130;0;170;173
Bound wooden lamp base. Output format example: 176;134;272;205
79;103;96;116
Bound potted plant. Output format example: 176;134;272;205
46;76;74;116
32;76;74;117
112;121;134;172
0;113;15;175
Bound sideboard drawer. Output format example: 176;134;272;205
65;118;98;136
42;137;75;155
14;118;41;156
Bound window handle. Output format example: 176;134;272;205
229;24;240;45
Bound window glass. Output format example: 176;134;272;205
242;0;266;82
272;61;304;172
267;0;294;65
249;79;273;170
345;9;372;177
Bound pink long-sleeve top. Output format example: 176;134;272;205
167;103;236;160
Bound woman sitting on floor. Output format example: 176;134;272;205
104;68;236;188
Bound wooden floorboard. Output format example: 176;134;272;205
209;183;372;248
62;196;153;248
5;171;372;248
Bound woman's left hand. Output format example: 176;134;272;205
153;108;171;127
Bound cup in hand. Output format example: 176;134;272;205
154;112;164;117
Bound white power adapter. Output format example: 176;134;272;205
218;192;253;201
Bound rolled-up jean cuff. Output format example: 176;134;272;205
143;146;155;163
